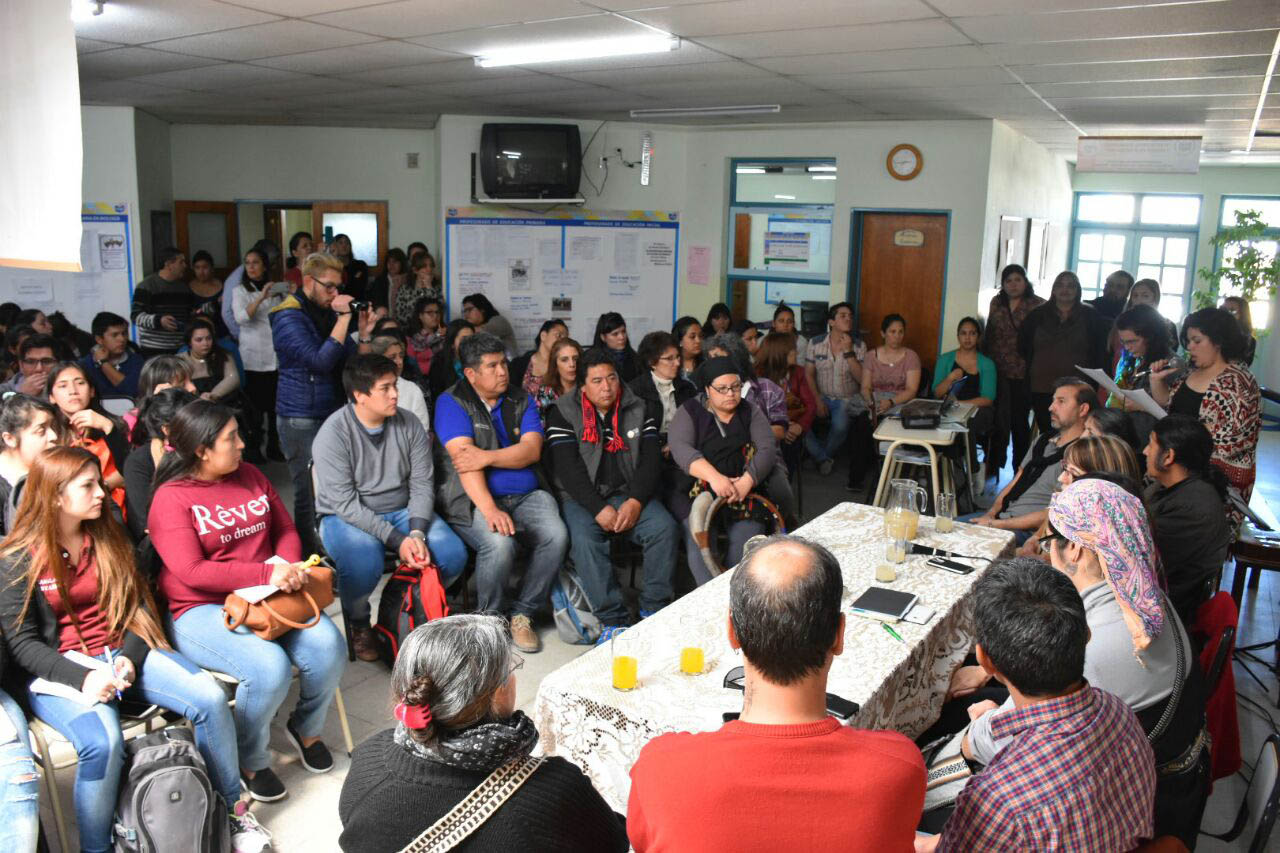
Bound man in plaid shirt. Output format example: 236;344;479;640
917;560;1156;852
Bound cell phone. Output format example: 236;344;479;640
927;556;975;575
825;693;860;720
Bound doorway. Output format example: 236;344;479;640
175;201;238;280
851;210;949;370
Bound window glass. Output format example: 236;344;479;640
1221;197;1280;229
1102;234;1126;263
1077;194;1135;223
1139;195;1200;226
320;212;378;266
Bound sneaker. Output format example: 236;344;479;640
509;614;542;653
230;802;273;853
817;458;835;476
239;767;286;803
350;624;380;662
285;719;334;773
595;626;627;646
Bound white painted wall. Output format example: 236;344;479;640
81;105;143;276
133;110;171;275
168;123;438;254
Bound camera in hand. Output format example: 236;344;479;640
349;300;370;313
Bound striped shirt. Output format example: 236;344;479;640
940;685;1155;852
130;273;193;353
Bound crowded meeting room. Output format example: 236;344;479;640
4;0;1280;850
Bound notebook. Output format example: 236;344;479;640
29;650;113;706
849;587;919;623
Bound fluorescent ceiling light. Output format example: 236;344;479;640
630;104;781;119
1245;31;1280;154
807;165;837;172
475;35;679;68
735;167;766;174
70;0;105;21
774;194;796;200
811;175;837;180
500;150;521;158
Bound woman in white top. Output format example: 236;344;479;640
231;247;288;464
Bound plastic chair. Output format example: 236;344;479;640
1200;733;1280;852
1203;624;1235;698
99;396;134;417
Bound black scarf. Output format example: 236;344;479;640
394;710;539;773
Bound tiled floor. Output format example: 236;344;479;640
37;437;1280;851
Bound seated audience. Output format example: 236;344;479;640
0;653;37;850
668;357;792;585
546;348;678;634
427;319;474;404
339;615;628;852
0;332;57;396
80;311;142;400
510;319;568;400
367;334;430;434
435;333;568;653
370;247;408;313
705;332;788;441
231;247;288;464
189;249;229;340
1221;295;1256;367
122;388;196;542
314;355;466;661
733;318;760;355
592;313;642;384
672;316;703;381
0;393;58;535
535;336;581;417
393;252;442;328
14;309;52;337
150;400;345;802
124;355;196;442
770;302;808;362
1151;307;1261;523
1019;271;1110;432
803;303;870;486
630;331;696;443
406;296;443;376
461;294;516;356
628;536;924;852
49;311;96;359
131;247;192;358
754;332;816;476
46;362;128;515
1144;415;1231;626
862;313;921;418
183;317;241;403
923;557;1155;852
1083;405;1142;455
933;316;995;425
0;447;271;853
972;377;1091;543
703;302;732;337
1087;268;1134;322
330;234;370;303
271;252;374;551
1;324;36;384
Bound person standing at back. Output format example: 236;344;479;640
131;247;191;358
1088;269;1134;322
627;535;925;852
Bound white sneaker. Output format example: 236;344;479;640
818;458;835;476
231;802;273;853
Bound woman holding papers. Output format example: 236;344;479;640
0;446;270;853
1109;305;1173;410
149;399;345;804
1150;307;1261;524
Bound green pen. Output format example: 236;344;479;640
881;622;905;643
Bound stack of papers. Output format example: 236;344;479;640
1075;365;1167;419
29;650;113;706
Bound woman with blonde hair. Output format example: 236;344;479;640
0;446;269;853
1060;434;1143;487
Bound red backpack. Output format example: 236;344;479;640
372;563;450;664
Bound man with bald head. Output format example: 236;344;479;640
626;535;925;852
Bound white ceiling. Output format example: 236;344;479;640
73;0;1280;161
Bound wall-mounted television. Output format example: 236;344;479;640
480;123;582;199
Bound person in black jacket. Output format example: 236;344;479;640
121;388;197;543
1143;415;1232;626
591;312;642;384
339;614;628;853
0;446;269;853
1019;271;1111;433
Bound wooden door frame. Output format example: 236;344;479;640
848;207;952;355
311;201;388;273
174;201;239;279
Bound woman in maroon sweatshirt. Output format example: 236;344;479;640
149;399;345;803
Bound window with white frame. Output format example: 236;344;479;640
1218;196;1280;329
1070;192;1201;323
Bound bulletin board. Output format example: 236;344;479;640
0;202;134;333
444;207;679;353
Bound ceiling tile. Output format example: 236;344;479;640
697;19;970;58
797;66;1018;91
336;59;529;86
77;47;224;79
225;0;394;14
1035;78;1265;98
125;64;311;91
250;40;462;73
753;45;995;75
412;77;605;98
72;0;281;45
931;0;1196;13
953;0;1280;44
409;15;658;55
556;60;774;87
229;76;368;99
147;20;379;61
79;79;190;102
77;37;121;54
1012;56;1271;84
623;0;936;38
309;0;595;39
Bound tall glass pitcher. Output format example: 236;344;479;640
884;479;926;542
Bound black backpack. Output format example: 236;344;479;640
373;563;450;664
114;726;230;852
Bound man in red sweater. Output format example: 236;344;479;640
626;536;925;852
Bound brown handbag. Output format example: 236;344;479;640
222;564;335;641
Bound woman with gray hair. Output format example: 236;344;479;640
338;615;628;852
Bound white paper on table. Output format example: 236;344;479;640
29;650;113;706
234;555;289;604
1075;365;1167;419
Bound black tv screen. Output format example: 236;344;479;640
480;123;581;199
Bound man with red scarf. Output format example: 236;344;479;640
546;347;679;637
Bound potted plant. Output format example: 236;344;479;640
1194;209;1280;326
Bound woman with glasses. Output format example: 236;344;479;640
407;296;444;376
667;357;792;585
461;294;517;357
339;615;627;852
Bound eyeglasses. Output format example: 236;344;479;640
722;665;745;691
509;654;525;679
21;357;56;369
316;279;342;292
1038;532;1067;554
657;354;680;364
709;382;743;396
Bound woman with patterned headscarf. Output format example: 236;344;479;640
963;478;1209;846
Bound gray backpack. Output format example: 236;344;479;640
114;726;230;853
550;569;602;645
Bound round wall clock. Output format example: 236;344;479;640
887;144;923;181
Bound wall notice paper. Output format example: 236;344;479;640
1075;365;1167;419
445;208;679;351
99;233;127;270
687;245;711;285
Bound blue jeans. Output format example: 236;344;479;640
0;689;38;853
452;490;568;618
804;395;863;463
278;415;326;548
169;605;345;772
561;496;678;624
320;508;468;623
26;649;240;853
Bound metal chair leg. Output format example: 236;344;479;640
31;724;69;853
334;687;355;756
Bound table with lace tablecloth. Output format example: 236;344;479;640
530;501;1016;813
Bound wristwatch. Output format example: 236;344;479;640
409;530;426;541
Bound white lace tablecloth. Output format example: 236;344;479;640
530;502;1015;813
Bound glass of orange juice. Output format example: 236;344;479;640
679;615;704;675
611;632;638;691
